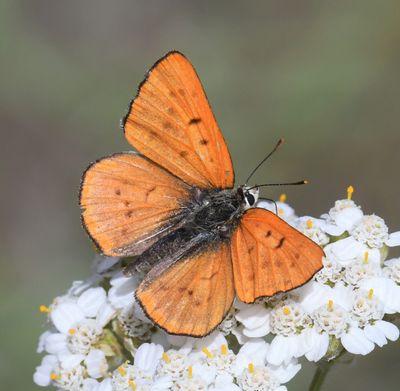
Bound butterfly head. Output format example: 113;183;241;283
239;186;259;210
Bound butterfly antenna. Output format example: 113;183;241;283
248;180;308;191
245;138;284;184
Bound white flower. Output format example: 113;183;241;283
269;299;311;336
233;339;269;376
235;341;301;391
113;343;171;391
157;348;190;381
344;261;382;286
295;217;330;246
326;198;364;234
350;215;389;248
313;300;350;338
314;256;343;285
358;277;400;313
237;365;281;391
383;257;400;283
350;289;384;327
198;342;236;378
35;192;400;390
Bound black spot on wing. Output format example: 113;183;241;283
189;118;201;125
275;238;285;248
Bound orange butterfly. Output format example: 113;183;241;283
80;51;323;337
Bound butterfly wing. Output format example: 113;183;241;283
123;51;234;189
231;208;324;303
80;153;191;256
136;242;234;336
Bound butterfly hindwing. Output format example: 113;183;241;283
123;51;234;189
231;208;324;303
80;153;191;256
136;241;235;337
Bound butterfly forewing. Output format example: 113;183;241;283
231;208;324;303
123;51;234;189
80;153;191;256
136;242;235;337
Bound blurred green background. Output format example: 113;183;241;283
1;0;399;389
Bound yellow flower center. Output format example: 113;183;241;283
220;344;227;355
202;347;213;359
347;185;354;200
50;373;59;381
162;352;171;363
39;305;50;313
248;362;255;374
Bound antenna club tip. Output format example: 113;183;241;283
279;138;285;144
303;180;309;184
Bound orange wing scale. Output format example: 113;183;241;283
231;208;324;303
123;51;234;189
136;242;235;336
80;153;190;257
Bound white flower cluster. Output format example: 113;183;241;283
34;188;400;390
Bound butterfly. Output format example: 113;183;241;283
79;51;324;337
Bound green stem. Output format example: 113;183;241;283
309;360;333;391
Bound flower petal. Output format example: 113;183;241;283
375;320;399;341
51;302;85;334
96;302;116;327
134;343;164;376
304;331;329;362
235;304;270;329
363;324;387;347
386;231;400;247
44;332;68;355
77;287;106;317
85;349;108;379
269;358;301;383
341;327;375;355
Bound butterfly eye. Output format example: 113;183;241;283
245;192;255;206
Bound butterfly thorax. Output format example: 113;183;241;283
127;186;257;276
